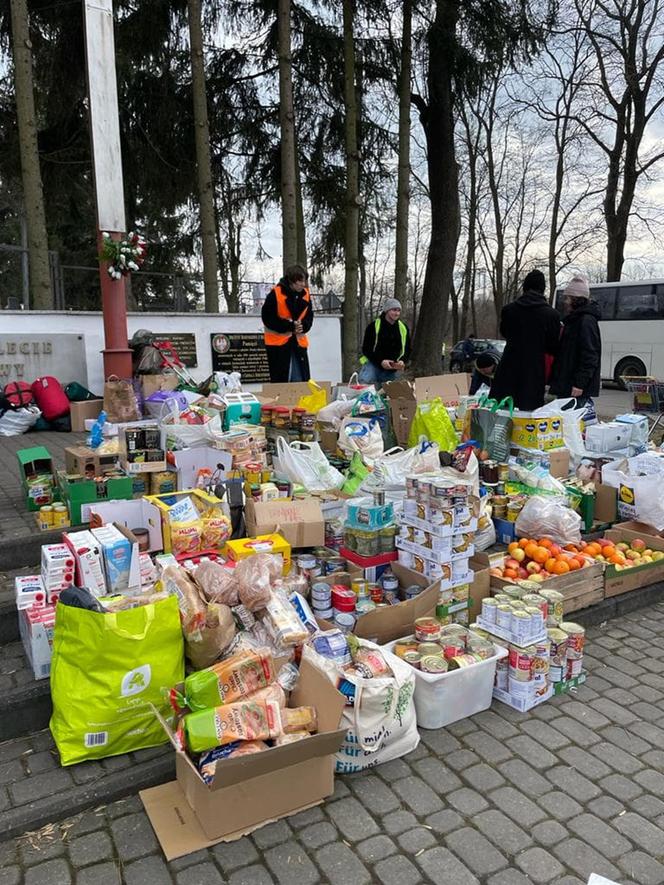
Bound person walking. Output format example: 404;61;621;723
490;269;561;410
262;265;314;383
358;298;411;384
549;275;601;406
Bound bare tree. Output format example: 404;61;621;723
574;0;664;280
342;0;360;379
277;0;298;270
9;0;52;308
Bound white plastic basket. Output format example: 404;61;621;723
383;635;508;730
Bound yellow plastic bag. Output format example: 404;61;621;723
297;380;328;414
407;397;458;452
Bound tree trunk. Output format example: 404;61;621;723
410;0;461;377
450;281;459;344
187;0;219;313
394;0;412;299
342;0;360;379
278;0;298;270
295;154;308;267
10;0;52;309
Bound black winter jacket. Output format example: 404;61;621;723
489;290;561;410
361;314;411;367
549;301;602;398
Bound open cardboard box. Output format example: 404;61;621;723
316;563;439;644
244;497;325;549
88;498;164;553
260;381;332;407
69;399;103;432
140;657;346;859
383;374;471;447
169;447;233;492
468;556;491;620
603;522;664;598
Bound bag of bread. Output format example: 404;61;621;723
172;648;276;712
160;564;206;633
182;697;282;753
193;560;239;606
234;554;278;611
185;602;236;670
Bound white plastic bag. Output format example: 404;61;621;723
475;496;497;552
436;451;480;497
515;495;582;545
275;437;344;492
163;412;224;448
536;398;586;466
303;642;418;773
317;396;356;429
338;417;384;464
602;454;664;531
0;405;41;436
333;374;374;401
366;442;441;491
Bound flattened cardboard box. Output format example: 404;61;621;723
383;374;471;447
141;658;346;858
244;497;325;549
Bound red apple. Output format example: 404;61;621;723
631;539;646;552
526;562;542;574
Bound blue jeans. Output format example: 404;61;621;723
358;362;400;385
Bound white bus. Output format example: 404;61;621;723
555;279;664;385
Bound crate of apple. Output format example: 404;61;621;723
565;538;664;570
491;538;592;583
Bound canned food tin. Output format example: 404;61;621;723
549;663;564;683
508;644;535;681
495;657;508;690
368;583;384;604
560;622;586;656
547;628;568;665
511;610;532;643
496;604;512;630
420;655;449;674
481;598;498;623
448;653;482;669
415;617;442;642
405;584;422;599
540;589;564;626
566;656;584;679
394;639;419;658
493;593;511;605
355;599;376;615
314;607;334;620
52;504;69;527
325;556;346;574
522;593;548;623
532;638;550;676
442;639;466;660
503;586;527;600
467;638;494;660
351;579;368;597
39;505;54;529
497;463;510;483
417;642;444;657
335;612;356;633
403;651;421;668
525;605;544;633
508;676;534;699
469;623;490;639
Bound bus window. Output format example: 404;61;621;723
615;285;661;319
593;288;616;320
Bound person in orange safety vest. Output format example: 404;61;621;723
262;265;314;383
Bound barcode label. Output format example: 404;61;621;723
84;731;108;747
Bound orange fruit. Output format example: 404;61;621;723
574;555;588;569
567;557;581;571
503;568;518;580
545;557;557;574
538;538;553;549
508;542;519;554
533;546;550;564
602;546;616;559
564;544;578;552
609;553;626;565
524;543;539;560
518;538;530;549
553;560;570;574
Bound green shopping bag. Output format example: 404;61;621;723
50;596;184;766
407;397;458;452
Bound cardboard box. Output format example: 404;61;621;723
58;471;134;526
19;604;56;680
16;446;58;511
244;498;325;549
140;657;346;858
119;423;167;474
594;482;617;525
317;563;439;645
65;445;119;477
318;428;339;455
511;414;564;452
69;399;103;432
383;374;471;447
140;374;180;399
468;556;491;619
260;381;332;407
169;447;233;492
91;523;140;594
603;523;664;598
63;529;107;597
145;489;230;554
89;498;164;553
224;533;291;573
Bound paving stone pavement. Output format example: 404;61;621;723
4;606;664;883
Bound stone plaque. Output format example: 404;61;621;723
0;335;88;386
210;332;270;383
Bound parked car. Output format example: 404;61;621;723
448;338;505;373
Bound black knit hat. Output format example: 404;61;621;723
476;352;499;369
523;270;546;294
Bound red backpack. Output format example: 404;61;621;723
4;381;34;408
32;376;71;422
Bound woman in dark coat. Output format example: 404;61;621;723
549;275;601;404
490;270;561;410
261;265;314;383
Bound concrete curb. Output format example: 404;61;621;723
0;680;51;743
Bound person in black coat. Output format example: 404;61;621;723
549;275;601;404
261;265;314;383
490;270;561;410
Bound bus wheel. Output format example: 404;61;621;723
615;357;647;388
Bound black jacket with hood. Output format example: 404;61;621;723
490;289;561;410
261;277;314;382
549;300;602;399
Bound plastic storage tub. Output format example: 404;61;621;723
384;635;508;729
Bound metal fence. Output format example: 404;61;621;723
0;245;342;314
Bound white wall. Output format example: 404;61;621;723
0;311;343;394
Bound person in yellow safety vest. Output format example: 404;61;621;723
358;298;411;384
262;264;314;383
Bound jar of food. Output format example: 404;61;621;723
497;463;510;483
379;525;397;553
133;527;151;553
260;406;274;426
300;412;316;432
291;407;306;430
343;528;358;552
272;406;290;429
481;460;499;484
506;501;522;522
356;529;379;557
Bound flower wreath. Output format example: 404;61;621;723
99;231;147;280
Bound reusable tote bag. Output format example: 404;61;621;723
50;595;184;765
303;642;418;774
103;375;140;423
468;396;514;462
